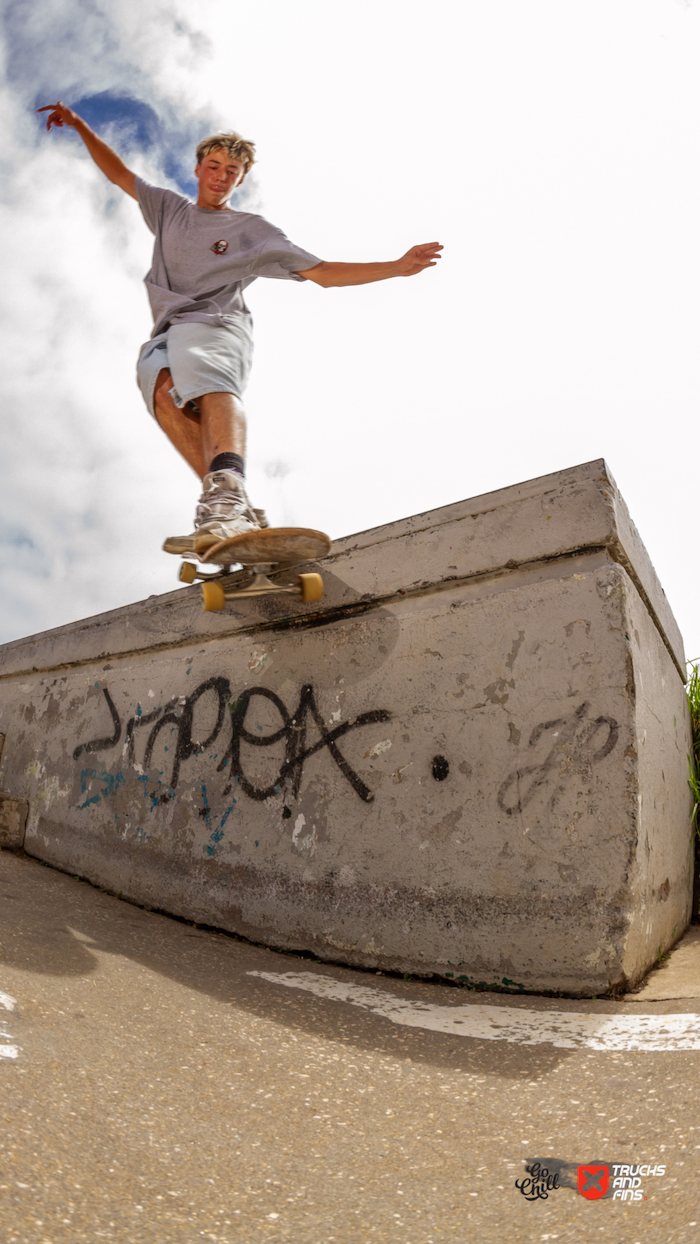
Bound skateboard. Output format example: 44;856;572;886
176;527;332;612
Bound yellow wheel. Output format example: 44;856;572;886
179;562;197;585
298;572;323;603
202;580;226;612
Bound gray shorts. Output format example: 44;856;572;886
136;321;253;419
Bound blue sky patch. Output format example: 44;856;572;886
71;92;161;151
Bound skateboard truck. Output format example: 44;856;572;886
179;561;323;611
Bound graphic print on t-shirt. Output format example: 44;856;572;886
211;240;228;255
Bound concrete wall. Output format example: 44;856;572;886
0;459;693;995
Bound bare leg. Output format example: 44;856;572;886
153;369;207;478
153;371;247;481
198;391;246;466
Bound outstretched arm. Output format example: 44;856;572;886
37;102;137;199
298;242;443;288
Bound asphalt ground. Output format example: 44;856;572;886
0;849;698;1244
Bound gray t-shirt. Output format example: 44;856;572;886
134;176;322;340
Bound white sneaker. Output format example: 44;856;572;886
163;470;268;555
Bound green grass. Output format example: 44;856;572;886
687;660;700;833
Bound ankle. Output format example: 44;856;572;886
209;452;244;477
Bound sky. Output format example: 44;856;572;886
0;0;699;661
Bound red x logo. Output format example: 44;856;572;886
578;1165;609;1199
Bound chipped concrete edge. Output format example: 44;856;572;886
0;793;29;850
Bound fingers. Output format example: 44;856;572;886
413;253;441;269
37;102;65;131
401;248;442;276
405;243;443;268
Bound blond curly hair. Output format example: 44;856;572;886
195;131;256;174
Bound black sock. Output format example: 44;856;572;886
209;452;244;477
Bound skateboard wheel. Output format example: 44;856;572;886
202;581;226;612
179;562;197;585
298;573;323;603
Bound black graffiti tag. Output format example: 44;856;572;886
497;701;619;816
221;685;390;802
141;677;230;788
73;688;121;758
73;680;391;805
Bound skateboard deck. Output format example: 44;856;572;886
199;526;331;566
175;526;331;612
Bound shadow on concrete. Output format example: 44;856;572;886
0;850;615;1083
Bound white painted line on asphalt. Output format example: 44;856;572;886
0;991;20;1059
249;970;700;1051
0;1020;18;1060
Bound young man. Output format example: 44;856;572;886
39;102;443;555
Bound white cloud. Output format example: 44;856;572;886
1;0;699;664
0;0;234;640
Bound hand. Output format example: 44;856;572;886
37;101;80;131
395;242;443;277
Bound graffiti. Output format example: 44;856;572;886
223;685;391;803
74;681;391;805
497;701;619;816
73;688;121;757
431;755;449;782
140;677;230;787
77;767;126;810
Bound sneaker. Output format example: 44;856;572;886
163;470;267;555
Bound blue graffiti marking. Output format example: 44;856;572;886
205;828;225;857
78;768;126;809
199;779;211;830
136;771;174;811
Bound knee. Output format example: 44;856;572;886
198;390;245;417
154;370;191;423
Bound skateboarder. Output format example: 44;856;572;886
39;101;443;555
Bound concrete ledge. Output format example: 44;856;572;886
0;460;693;995
0;458;685;681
